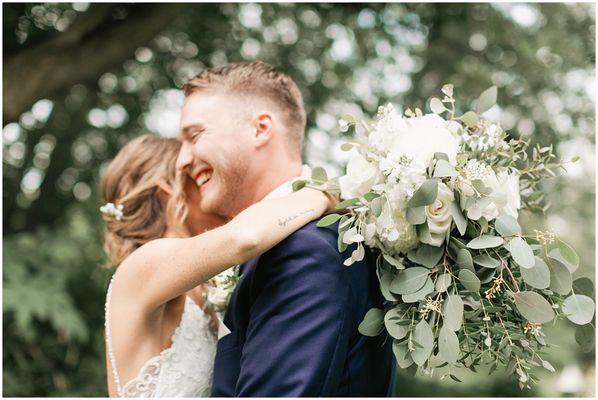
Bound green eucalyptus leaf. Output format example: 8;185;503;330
495;215;521;236
541;360;555;373
379;272;398;301
562;294;595;325
438;325;460;364
514;291;555;324
406;206;426;225
450;202;467;236
393;340;414;368
407;244;444;269
461;111;479;127
363;192;379;202
508;237;535;269
457;249;475;272
417;223;433;244
292;180;307;191
476;86;498;114
548;259;573;295
336;198;360;209
411;320;434;366
311;166;328;182
458;269;481;292
443;294;464;331
433;159;458;178
435;273;452;293
467;235;504;249
316;213;342;227
383;254;405;269
573;277;595;298
384;308;408;340
520;257;550;289
407;179;438;208
473;254;500;269
402;278;434;303
390;267;430;295
548;241;580;273
575;324;595;352
358;308;385;337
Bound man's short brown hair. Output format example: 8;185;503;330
183;61;306;157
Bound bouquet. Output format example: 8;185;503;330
301;85;595;388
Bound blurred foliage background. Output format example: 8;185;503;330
2;3;595;397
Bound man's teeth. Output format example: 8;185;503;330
196;171;212;187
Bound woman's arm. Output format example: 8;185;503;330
113;188;333;312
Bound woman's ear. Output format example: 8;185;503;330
157;181;174;197
253;112;274;148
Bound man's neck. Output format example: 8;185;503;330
247;161;302;205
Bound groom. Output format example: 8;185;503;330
176;61;394;396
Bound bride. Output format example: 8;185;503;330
101;134;334;397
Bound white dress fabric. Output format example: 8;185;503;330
105;279;217;397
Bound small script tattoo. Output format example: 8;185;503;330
278;208;316;227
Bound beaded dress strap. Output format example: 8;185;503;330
104;276;124;397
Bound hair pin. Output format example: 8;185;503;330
100;202;124;221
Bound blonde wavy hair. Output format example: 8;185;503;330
100;134;189;267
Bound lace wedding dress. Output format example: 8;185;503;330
104;278;217;397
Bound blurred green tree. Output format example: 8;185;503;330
3;3;594;396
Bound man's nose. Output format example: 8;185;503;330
176;145;193;172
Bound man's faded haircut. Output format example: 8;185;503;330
183;61;306;158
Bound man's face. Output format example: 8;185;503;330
177;91;253;217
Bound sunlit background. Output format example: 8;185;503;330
3;3;595;396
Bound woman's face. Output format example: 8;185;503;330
182;174;228;235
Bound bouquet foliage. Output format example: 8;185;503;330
301;85;595;388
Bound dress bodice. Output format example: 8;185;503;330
105;281;217;397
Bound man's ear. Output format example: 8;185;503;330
157;181;174;197
253;112;274;148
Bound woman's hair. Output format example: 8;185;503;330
100;134;189;267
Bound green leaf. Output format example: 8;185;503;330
390;267;430;295
384;308;408;340
370;196;383;217
548;240;580;273
438;325;460;364
573;277;595;298
363;192;379;202
562;294;595;325
402;278;434;303
458;269;481;292
435;273;452;293
379;272;398;301
407;244;444;268
393;340;414;368
520;257;550;289
433;159;458;178
457;249;475;272
443;294;464;331
548;259;572;295
476;86;498;114
292;180;306;191
467;235;504;249
411;320;434;366
417;223;433;244
514;291;555;324
430;97;446;114
316;213;342;227
508;237;535;269
541;360;555;373
450;202;467;236
383;254;405;269
434;152;449;162
311;166;328;182
406;206;426;225
336;198;359;209
407;179;438;208
358;308;385;337
473;254;500;269
340;142;355;151
575;324;595;352
495;215;521;236
461;111;479;127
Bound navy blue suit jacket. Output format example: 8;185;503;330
211;221;394;396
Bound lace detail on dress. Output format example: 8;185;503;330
105;278;217;397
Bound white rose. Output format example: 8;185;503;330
389;113;460;167
424;182;454;246
339;154;380;199
495;171;521;219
